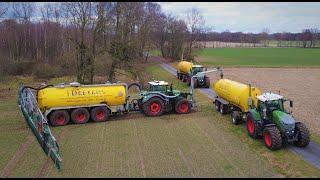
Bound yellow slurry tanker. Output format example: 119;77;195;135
176;60;210;88
37;82;128;126
213;78;310;150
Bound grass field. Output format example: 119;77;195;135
195;48;320;67
1;64;320;177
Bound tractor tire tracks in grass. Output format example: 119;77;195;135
35;126;78;178
133;121;146;177
159;59;320;170
1;135;35;178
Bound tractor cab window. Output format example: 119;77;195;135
149;85;167;92
265;99;284;112
192;67;203;74
258;101;266;112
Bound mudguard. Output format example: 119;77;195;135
248;109;262;122
18;86;62;170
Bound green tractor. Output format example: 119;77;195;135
246;92;310;150
186;65;210;88
137;81;194;116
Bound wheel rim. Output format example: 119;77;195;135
76;113;86;123
56;115;66;125
150;102;161;115
96;111;105;121
247;117;255;134
264;131;272;147
179;102;189;113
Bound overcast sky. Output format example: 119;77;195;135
157;2;320;33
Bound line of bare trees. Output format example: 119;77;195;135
0;2;205;83
198;28;320;48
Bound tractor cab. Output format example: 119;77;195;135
256;93;285;119
148;81;169;92
191;65;204;76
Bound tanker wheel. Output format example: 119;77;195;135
205;77;210;88
294;123;310;147
71;108;90;124
91;106;110;122
219;103;226;114
182;75;186;82
246;114;261;138
175;98;191;114
193;79;198;88
263;126;282;150
215;101;221;112
49;110;70;126
143;97;164;117
187;77;191;86
231;111;241;125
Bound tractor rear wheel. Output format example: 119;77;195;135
91;106;109;122
143;97;165;116
215;101;221;112
205;77;210;88
263;126;282;150
49;110;70;126
175;98;191;114
294;123;310;147
246;114;261;138
71;108;90;124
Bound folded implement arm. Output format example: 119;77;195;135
18;86;62;170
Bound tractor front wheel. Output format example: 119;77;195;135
49;110;70;126
71;108;90;124
294;123;310;147
143;97;165;116
175;98;191;114
263;126;282;150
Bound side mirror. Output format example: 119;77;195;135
290;100;293;107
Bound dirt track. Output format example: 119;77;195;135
207;68;320;135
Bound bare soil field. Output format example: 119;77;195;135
207;68;320;135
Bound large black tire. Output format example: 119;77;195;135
187;77;191;86
231;111;241;125
91;106;110;122
193;79;198;88
71;108;90;124
263;126;282;150
205;77;210;88
49;110;70;126
142;97;165;116
219;103;226;114
175;98;191;114
246;114;261;138
215;100;221;112
294;123;310;147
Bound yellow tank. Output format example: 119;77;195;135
178;60;193;74
213;79;262;112
37;84;127;111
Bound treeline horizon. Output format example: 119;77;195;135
0;2;318;83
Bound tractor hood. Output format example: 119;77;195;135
272;110;295;132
